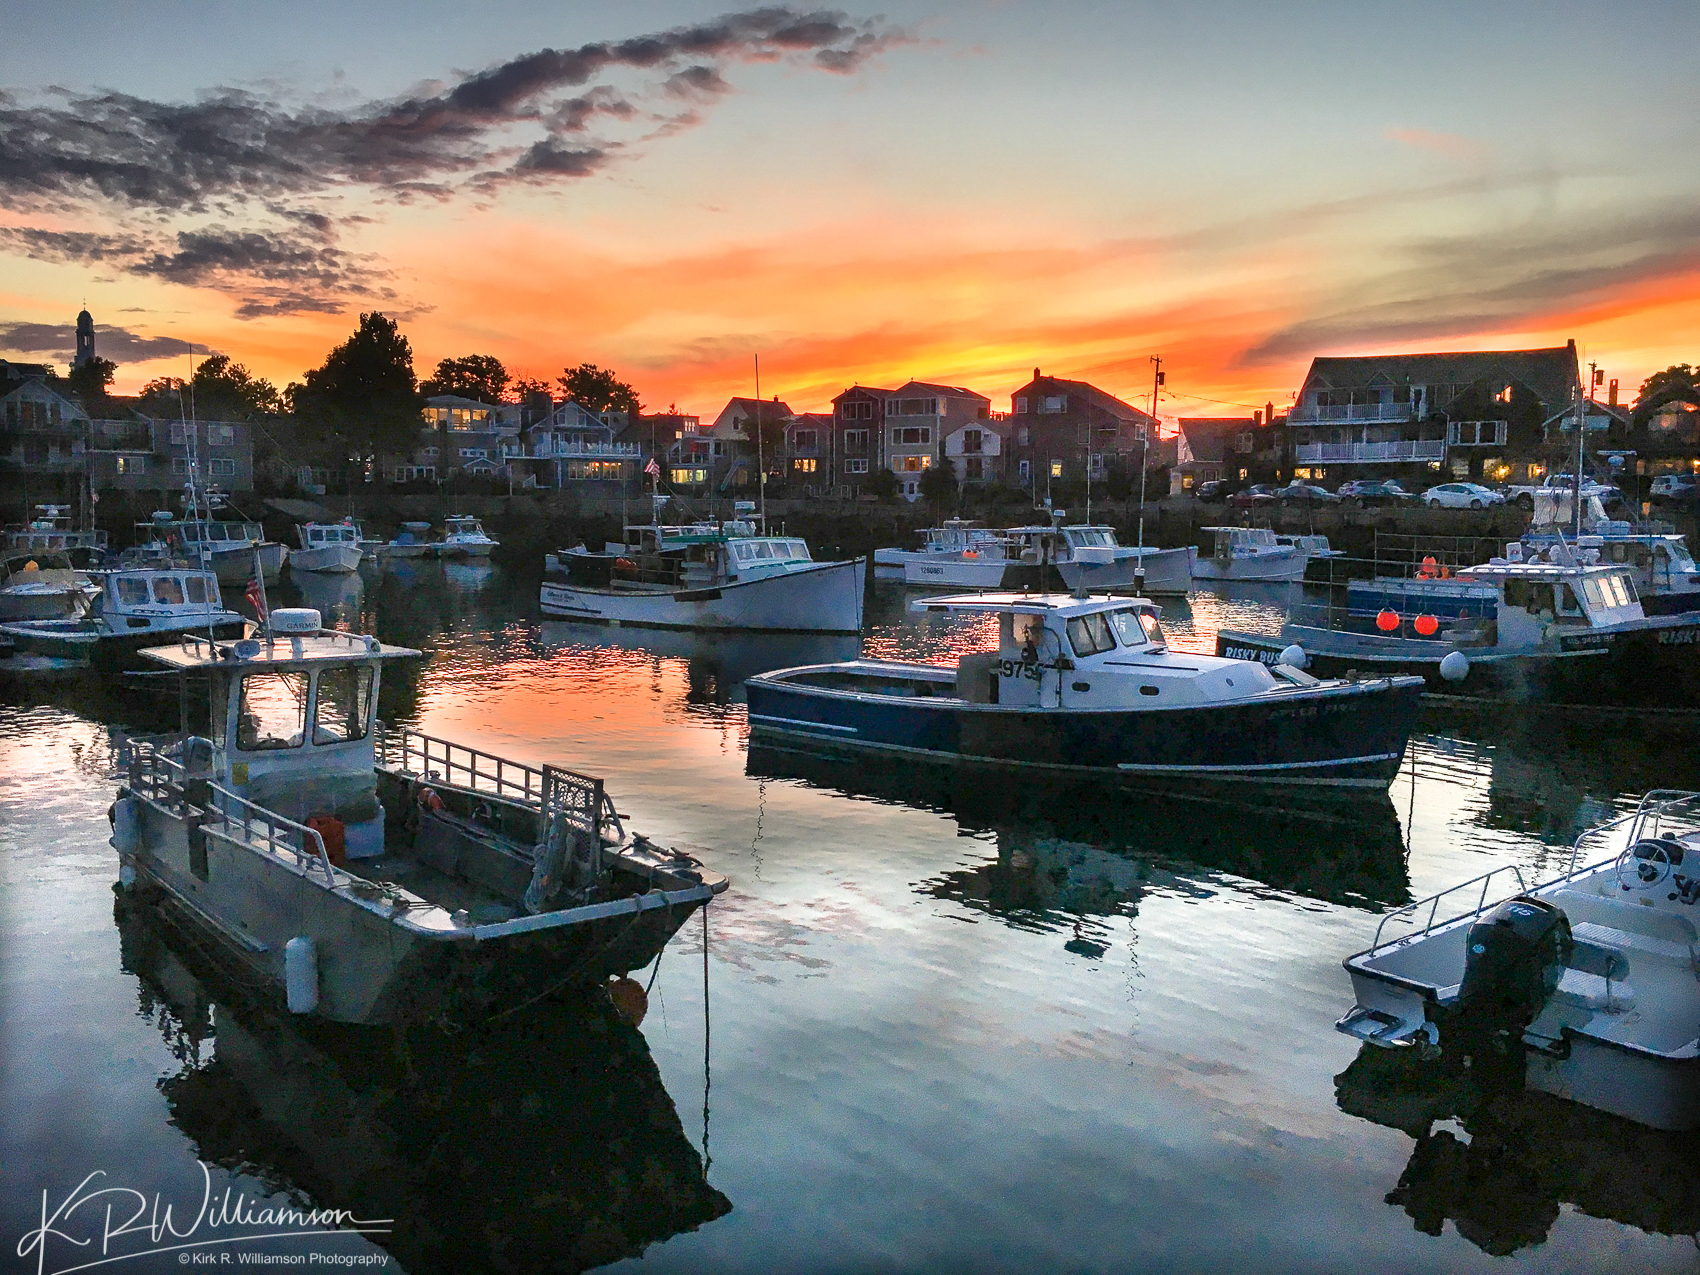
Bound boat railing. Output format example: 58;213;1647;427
1366;863;1530;954
377;724;621;844
122;734;335;884
1561;789;1700;879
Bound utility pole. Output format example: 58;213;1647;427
1574;359;1596;539
1137;356;1163;594
754;354;766;531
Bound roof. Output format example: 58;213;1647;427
892;380;990;403
1300;344;1580;409
833;384;897;401
1015;373;1155;424
141;628;420;670
1177;417;1259;465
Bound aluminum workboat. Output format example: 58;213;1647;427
111;607;726;1025
746;591;1424;789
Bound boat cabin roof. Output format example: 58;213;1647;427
139;628;420;671
1458;560;1636;583
909;591;1159;618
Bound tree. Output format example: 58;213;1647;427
421;354;509;404
866;467;899;502
557;363;641;415
1633;364;1700;426
140;354;281;421
66;356;116;407
291;313;422;471
919;456;957;509
510;376;553;401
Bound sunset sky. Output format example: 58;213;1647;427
2;1;1698;423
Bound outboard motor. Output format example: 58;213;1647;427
1442;896;1572;1092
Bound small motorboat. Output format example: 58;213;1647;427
290;521;365;574
746;590;1424;790
542;518;864;634
0;564;246;670
383;522;437;559
438;514;498;559
1188;526;1311;581
874;519;1007;580
0;548;97;621
902;518;1192;594
112;606;727;1024
1336;789;1700;1131
1218;547;1700;708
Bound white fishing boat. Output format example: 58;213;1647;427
542;520;864;634
0;564;245;669
1189;526;1311;581
110;607;727;1025
904;519;1191;594
134;511;287;584
0;548;97;621
874;520;1007;580
438;514;498;559
383;522;437;559
291;521;365;574
3;505;109;562
1337;790;1700;1131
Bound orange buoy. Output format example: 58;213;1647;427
607;975;648;1026
1413;613;1440;637
1376;610;1401;632
963;550;978;559
307;814;347;867
1418;555;1439;579
417;786;444;813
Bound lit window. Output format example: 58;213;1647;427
1050;460;1063;478
793;458;817;473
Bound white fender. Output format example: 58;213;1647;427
1278;644;1308;670
285;936;319;1014
1439;651;1470;682
111;797;142;854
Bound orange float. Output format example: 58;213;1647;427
1376;610;1401;632
1413;614;1440;637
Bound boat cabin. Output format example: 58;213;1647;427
298;521;361;549
92;567;225;624
444;515;491;540
138;608;419;822
4;506;108;558
566;522;812;589
909;592;1300;708
1456;560;1645;643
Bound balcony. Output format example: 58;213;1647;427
1293;439;1445;464
1287;403;1414;424
525;441;641;460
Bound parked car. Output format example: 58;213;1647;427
1336;479;1417;507
1505;474;1617;510
1651;475;1699;503
1422;482;1506;510
1275;482;1340;505
1194;479;1232;503
1227;483;1279;508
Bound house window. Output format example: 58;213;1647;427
392;465;435;482
208;458;236;477
207;425;236;447
459;448;487;459
842;429;868;455
422;446;439;458
171;457;190;475
897;455;930;473
670;467;708;484
962;429;983;454
965;457;983;481
1050;460;1064;478
1235;432;1253;453
893;398;938;417
115;455;145;475
1018;459;1031;481
566;460;630;480
1017;426;1030;446
793;458;817;473
792;429;818;453
845;458;869;474
1014;397;1028;414
1040;396;1066;414
891;426;931;446
840;401;873;420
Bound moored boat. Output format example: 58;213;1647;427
438;514;498;559
290;520;365;574
111;607;727;1025
0;564;245;669
1336;789;1700;1131
0;548;97;621
1189;526;1311;581
382;521;437;559
133;511;287;583
746;591;1424;790
903;520;1191;594
542;520;864;634
1218;551;1700;708
875;519;1008;580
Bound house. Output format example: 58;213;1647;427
509;399;639;489
943;418;1010;487
1;365;88;483
613;412;709;490
1005;370;1158;492
829;385;894;494
404;394;521;483
1287;342;1582;486
880;381;991;501
1170;411;1283;495
784;412;832;492
708;396;793;491
78;415;257;495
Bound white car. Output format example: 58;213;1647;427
1422;482;1505;510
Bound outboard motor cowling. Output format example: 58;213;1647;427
1458;895;1572;1026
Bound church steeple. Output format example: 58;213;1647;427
73;308;94;368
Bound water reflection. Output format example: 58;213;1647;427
539;623;858;704
747;746;1411;912
1335;1042;1700;1257
117;898;730;1273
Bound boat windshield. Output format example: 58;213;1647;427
1069;528;1116;548
1109;608;1158;646
313;665;373;743
238;670;309;751
1066;611;1117;657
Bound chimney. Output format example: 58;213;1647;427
1265;401;1274;427
1252;410;1262;426
1609;378;1619;408
1033;367;1041;380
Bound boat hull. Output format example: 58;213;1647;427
906;549;1192;594
1216;620;1700;708
746;669;1422;789
0;584;88;621
0;614;247;669
204;542;287;584
438;541;494;559
289;544;364;574
541;558;866;634
1189;544;1309;581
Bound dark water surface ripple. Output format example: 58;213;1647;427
4;565;1699;1273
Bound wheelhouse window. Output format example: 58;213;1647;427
1066;611;1117;657
237;671;309;751
153;576;185;604
116;577;149;605
1109;609;1154;646
313;665;374;744
185;575;209;604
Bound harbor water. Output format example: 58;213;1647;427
4;562;1698;1273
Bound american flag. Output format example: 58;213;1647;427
644;456;660;478
245;573;267;619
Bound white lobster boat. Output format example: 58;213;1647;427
903;521;1191;595
1189;526;1311;581
291;521;365;574
111;607;726;1025
0;565;245;669
1338;790;1700;1130
438;514;498;559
